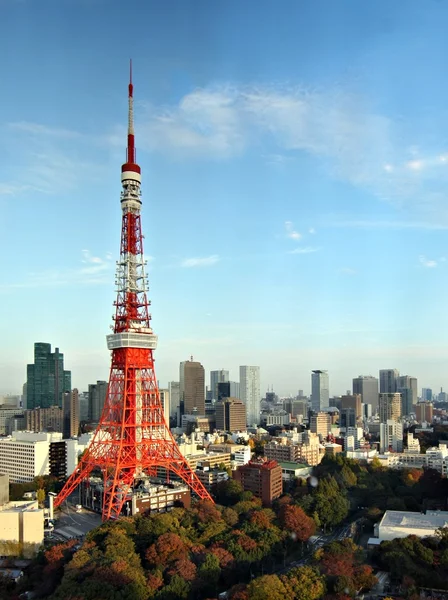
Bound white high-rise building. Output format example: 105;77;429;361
380;420;403;453
239;366;260;426
311;370;329;412
168;381;180;419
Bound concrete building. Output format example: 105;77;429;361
88;380;107;422
217;381;240;401
377;442;448;476
63;389;79;439
0;431;62;483
233;458;282;506
380;420;403;453
341;394;362;420
284;399;308;419
0;500;44;557
376;510;448;542
168;381;180;419
24;406;63;433
310;412;331;438
379;369;399;394
180;359;205;416
210;370;229;401
240;366;261;426
311;370;329;412
159;388;170;428
340;407;356;429
379;393;402;423
416;401;433;423
233;446;252;467
422;388;433;402
264;432;322;467
26;342;71;409
353;375;379;413
265;412;290;426
65;432;94;477
278;462;312;483
81;477;191;516
0;474;9;506
215;397;246;432
0;407;24;435
195;466;229;491
397;376;418;414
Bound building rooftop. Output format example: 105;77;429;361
278;461;309;470
380;510;448;531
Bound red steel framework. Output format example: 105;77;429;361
55;62;213;520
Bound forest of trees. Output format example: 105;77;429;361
2;454;448;600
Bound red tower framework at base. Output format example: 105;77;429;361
55;63;213;520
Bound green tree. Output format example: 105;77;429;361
37;488;46;507
281;566;326;600
246;574;287;600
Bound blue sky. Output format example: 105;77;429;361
1;0;448;397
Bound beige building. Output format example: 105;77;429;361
0;500;44;557
379;393;401;423
341;394;362;420
215;397;246;431
310;412;331;438
25;406;63;433
416;401;433;423
180;359;205;415
63;389;79;438
264;432;322;467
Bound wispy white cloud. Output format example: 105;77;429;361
9;121;82;139
285;220;301;240
418;255;443;269
181;255;220;268
288;246;320;254
136;84;448;219
338;267;357;275
0;183;32;195
0;249;113;291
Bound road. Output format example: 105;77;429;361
49;501;102;542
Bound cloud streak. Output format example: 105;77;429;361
418;255;444;269
288;246;320;254
181;255;220;268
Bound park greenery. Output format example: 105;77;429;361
2;453;448;599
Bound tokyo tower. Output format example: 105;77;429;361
55;63;213;520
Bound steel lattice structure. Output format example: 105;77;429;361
55;63;213;520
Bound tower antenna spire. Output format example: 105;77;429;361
126;58;137;166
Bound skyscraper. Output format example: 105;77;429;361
210;370;229;400
379;393;401;423
240;366;261;426
63;389;79;439
26;343;71;409
180;359;205;415
311;370;329;412
168;381;180;419
379;369;399;393
422;388;433;401
88;380;108;422
215;398;246;431
352;375;379;412
397;375;417;414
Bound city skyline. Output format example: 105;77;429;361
2;1;448;395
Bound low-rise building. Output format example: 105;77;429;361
233;458;282;506
195;466;229;491
0;500;44;557
278;461;312;482
375;510;448;542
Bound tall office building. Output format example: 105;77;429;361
397;375;417;415
379;393;401;423
379;369;399;393
422;388;433;402
240;366;261;426
210;370;229;400
159;388;170;428
217;381;240;401
88;380;108;422
63;389;79;439
26;343;71;409
341;394;362;420
380;420;403;453
215;398;246;431
168;381;180;419
180;359;205;415
353;375;379;412
311;370;329;412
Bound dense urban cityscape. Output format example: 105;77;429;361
2;1;448;600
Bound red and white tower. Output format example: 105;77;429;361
55;63;213;520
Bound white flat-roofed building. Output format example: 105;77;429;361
233;446;251;467
65;432;94;477
0;500;44;557
0;431;62;483
377;510;448;542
